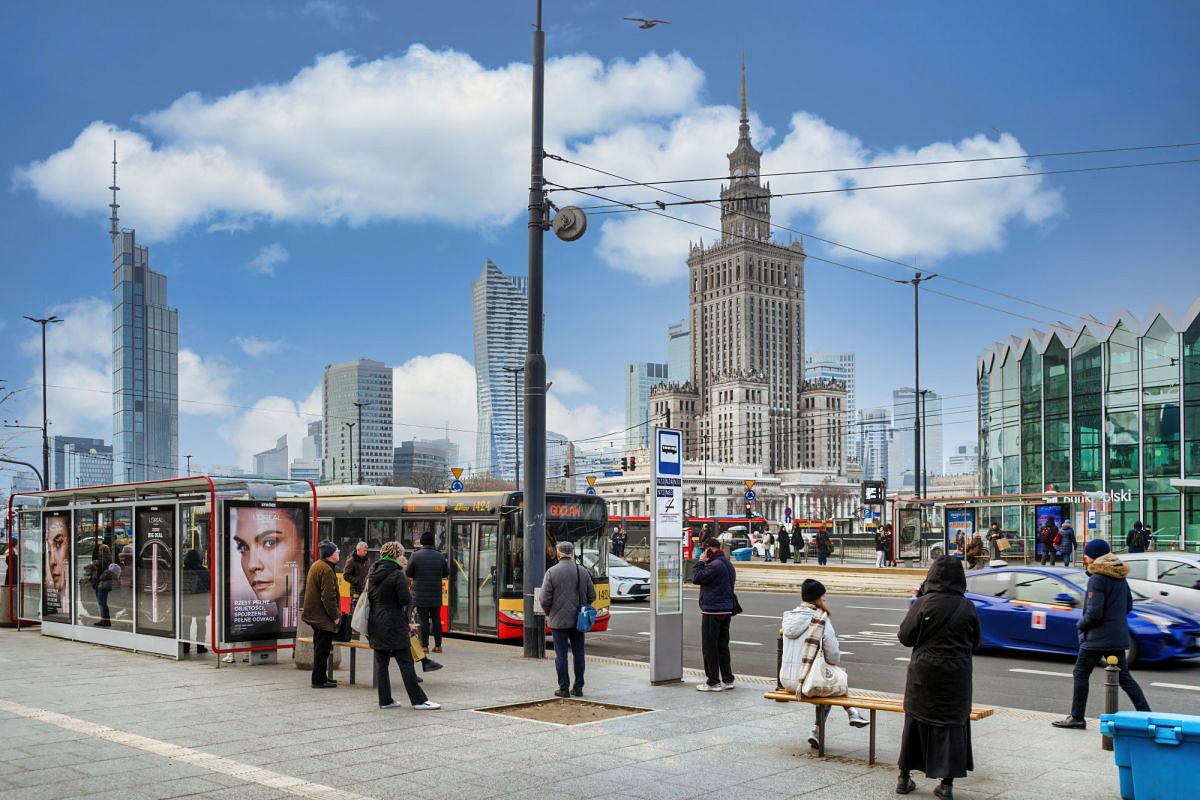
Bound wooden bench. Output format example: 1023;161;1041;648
764;690;994;765
297;636;373;686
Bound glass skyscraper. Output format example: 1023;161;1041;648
112;230;178;482
979;305;1200;549
624;362;668;450
472;259;528;479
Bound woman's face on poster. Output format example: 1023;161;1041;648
235;509;302;602
46;516;69;595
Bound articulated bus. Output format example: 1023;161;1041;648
316;490;610;640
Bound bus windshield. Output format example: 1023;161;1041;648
501;511;608;593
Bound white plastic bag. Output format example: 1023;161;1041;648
350;577;371;636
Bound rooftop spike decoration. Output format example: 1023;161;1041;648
740;52;748;125
108;140;120;242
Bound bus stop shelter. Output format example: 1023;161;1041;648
4;477;316;660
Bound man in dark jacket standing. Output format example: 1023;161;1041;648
815;526;833;566
302;540;341;689
1052;539;1151;729
791;524;805;562
406;532;449;653
541;541;595;697
1126;521;1149;554
342;541;371;603
692;537;736;691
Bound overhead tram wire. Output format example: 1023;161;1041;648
546;140;1200;194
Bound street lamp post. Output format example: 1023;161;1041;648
23;315;63;491
501;366;523;491
352;400;371;484
185;454;193;476
919;390;929;500
343;422;356;484
895;274;935;499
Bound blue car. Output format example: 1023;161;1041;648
961;566;1200;664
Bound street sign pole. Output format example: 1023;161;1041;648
650;427;684;685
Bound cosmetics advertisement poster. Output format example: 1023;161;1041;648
225;501;308;642
136;507;176;637
43;511;71;621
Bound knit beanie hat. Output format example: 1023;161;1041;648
318;540;337;559
801;579;826;603
1083;539;1111;559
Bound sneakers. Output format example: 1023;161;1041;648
422;659;444;673
807;727;820;749
848;710;870;728
695;683;723;692
554;688;571;698
722;681;735;690
379;702;402;709
1051;716;1086;729
412;701;441;711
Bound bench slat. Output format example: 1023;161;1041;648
296;637;372;649
763;691;993;720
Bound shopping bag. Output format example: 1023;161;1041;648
576;604;596;632
996;536;1011;553
350;577;371;636
410;634;426;663
800;648;848;698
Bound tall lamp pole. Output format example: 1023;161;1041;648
352;400;371;484
24;315;63;492
501;366;524;491
185;454;193;476
895;275;935;499
343;422;356;484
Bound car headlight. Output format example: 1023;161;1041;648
1135;612;1174;633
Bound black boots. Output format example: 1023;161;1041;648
934;782;954;799
896;775;916;795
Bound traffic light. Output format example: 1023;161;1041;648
744;501;753;518
620;457;628;471
562;465;570;478
629;456;637;471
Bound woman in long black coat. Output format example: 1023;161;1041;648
367;542;439;710
896;556;981;800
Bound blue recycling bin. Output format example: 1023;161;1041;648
1099;711;1200;800
732;547;753;562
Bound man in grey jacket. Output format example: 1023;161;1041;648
540;541;596;698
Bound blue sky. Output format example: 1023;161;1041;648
1;0;1198;486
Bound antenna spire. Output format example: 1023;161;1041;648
740;52;748;125
108;140;120;241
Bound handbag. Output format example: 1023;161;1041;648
410;634;425;663
350;575;372;636
574;565;596;632
334;612;352;642
799;616;848;698
732;593;743;616
996;536;1011;553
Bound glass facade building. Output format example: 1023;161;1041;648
978;303;1200;549
322;359;394;484
472;259;528;480
624;362;668;450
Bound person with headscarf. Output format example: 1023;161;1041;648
896;557;981;800
368;541;440;711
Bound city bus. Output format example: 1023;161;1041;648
316;490;610;640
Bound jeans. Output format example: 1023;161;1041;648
817;554;829;566
1061;549;1073;568
311;628;335;686
416;606;443;648
1069;648;1150;719
551;628;586;690
375;648;428;706
95;588;111;621
700;614;734;685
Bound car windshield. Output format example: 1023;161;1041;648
608;554;634;569
1058;566;1149;601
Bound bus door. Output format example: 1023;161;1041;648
448;520;498;635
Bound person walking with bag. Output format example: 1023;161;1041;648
692;536;737;691
368;542;440;711
301;540;342;689
896;557;981;799
540;541;595;698
780;580;869;748
406;532;449;654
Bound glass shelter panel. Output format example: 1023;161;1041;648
1072;330;1103;490
1043;337;1071;488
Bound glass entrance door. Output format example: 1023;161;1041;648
449;522;472;631
447;520;498;634
475;524;498;633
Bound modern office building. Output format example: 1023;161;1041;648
946;442;980;475
252;435;289;478
667;319;690;384
889;387;943;491
322;359;393;484
624;362;669;450
393;438;459;483
50;436;113;489
978;304;1200;547
301;420;322;460
288;459;321;482
806;352;857;460
856;407;891;483
472;259;528;479
110;155;179;481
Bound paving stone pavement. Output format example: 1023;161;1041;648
0;628;1122;799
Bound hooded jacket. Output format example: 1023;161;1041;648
779;603;841;692
898;556;981;726
691;550;736;613
366;558;412;652
1078;553;1134;651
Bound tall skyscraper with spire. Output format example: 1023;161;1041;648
109;143;180;481
681;57;809;471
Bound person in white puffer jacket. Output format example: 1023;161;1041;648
780;579;870;748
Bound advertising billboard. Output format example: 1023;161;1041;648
224;500;308;642
945;508;976;551
43;511;71;621
136;507;176;637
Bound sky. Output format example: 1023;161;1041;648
1;0;1199;487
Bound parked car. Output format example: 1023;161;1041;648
1120;552;1200;616
581;552;650;602
959;565;1200;664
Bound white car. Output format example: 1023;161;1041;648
1121;552;1200;616
587;553;650;602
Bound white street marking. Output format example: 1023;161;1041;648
729;640;763;647
846;606;907;612
739;613;782;620
894;657;911;662
870;623;900;628
1009;668;1073;678
608;608;649;614
1150;682;1200;692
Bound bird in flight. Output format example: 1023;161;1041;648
624;17;670;29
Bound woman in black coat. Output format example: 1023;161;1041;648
367;542;439;710
896;556;981;800
777;525;791;564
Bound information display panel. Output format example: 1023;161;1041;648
225;500;308;642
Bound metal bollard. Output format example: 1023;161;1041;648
1102;654;1119;751
775;628;784;691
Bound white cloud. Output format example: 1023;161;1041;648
178;349;236;413
392;354;478;468
234;336;284;358
218;385;322;470
546;394;625;447
301;1;376;29
248;243;288;276
548;368;591;395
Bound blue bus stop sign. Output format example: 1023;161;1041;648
450;479;464;493
1087;508;1097;529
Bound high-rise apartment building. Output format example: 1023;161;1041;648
50;436;113;489
889;387;943;491
110;153;178;482
856;408;891;483
472;259;528;479
322;359;393;484
253;435;289;478
393;438;459;483
624;362;668;450
806;352;857;461
667;319;690;384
